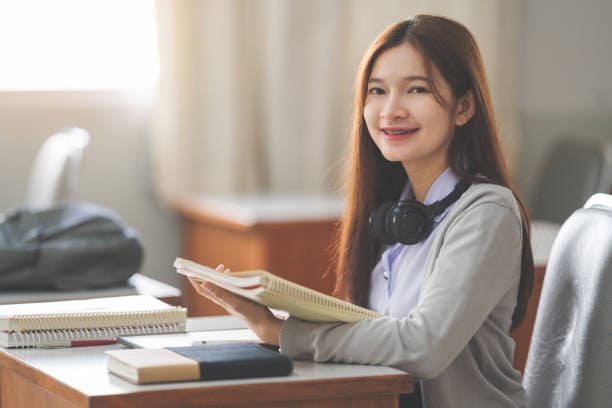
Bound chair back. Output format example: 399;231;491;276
27;128;90;210
523;194;612;407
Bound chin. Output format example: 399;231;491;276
380;150;411;163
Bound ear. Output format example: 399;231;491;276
454;90;475;126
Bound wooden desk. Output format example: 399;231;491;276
174;194;343;316
0;317;413;408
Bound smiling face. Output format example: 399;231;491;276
363;42;468;177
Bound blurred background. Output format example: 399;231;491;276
0;0;610;287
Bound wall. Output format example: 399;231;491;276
0;90;181;286
517;0;612;205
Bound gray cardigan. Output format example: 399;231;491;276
279;183;528;408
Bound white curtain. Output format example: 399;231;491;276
152;0;522;200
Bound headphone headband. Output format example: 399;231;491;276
428;182;471;216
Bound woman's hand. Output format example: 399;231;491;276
187;265;283;346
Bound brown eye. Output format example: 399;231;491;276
408;87;428;94
368;87;385;95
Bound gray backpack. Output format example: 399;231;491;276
0;202;143;290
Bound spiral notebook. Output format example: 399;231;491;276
175;258;382;323
0;295;187;348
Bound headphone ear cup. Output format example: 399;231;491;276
369;182;469;245
369;202;396;245
389;201;433;245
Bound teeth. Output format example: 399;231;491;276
384;129;413;135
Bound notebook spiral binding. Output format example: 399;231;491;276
12;308;186;332
12;322;184;348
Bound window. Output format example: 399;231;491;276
0;0;158;91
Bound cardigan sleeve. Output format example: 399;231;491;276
279;198;523;380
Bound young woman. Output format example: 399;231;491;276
189;14;534;408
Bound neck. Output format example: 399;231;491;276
403;161;449;203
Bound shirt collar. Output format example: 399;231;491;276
399;167;461;205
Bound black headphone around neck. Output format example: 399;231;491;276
369;181;470;245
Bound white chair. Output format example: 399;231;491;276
27;128;90;210
523;193;612;407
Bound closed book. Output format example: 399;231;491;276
0;295;187;348
175;257;383;323
106;342;293;384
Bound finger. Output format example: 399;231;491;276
188;275;236;314
187;276;202;286
202;282;239;304
199;283;237;311
213;264;233;274
187;276;207;296
199;286;231;309
205;283;272;319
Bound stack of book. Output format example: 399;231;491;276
106;342;293;384
0;295;186;348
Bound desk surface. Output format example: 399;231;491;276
0;316;413;408
0;273;181;306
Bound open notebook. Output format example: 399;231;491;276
0;295;186;348
175;258;382;323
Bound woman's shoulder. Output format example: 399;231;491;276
437;182;523;240
456;182;520;218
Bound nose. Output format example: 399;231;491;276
380;94;408;120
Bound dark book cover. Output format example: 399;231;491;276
167;342;293;381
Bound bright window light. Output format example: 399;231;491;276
0;0;159;91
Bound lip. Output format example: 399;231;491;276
380;127;419;141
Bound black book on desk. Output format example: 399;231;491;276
106;342;293;384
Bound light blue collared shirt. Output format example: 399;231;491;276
368;168;461;317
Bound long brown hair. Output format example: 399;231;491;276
332;15;533;330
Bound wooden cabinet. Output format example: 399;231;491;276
510;220;559;372
511;264;546;372
173;195;343;316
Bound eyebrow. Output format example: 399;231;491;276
368;75;430;83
